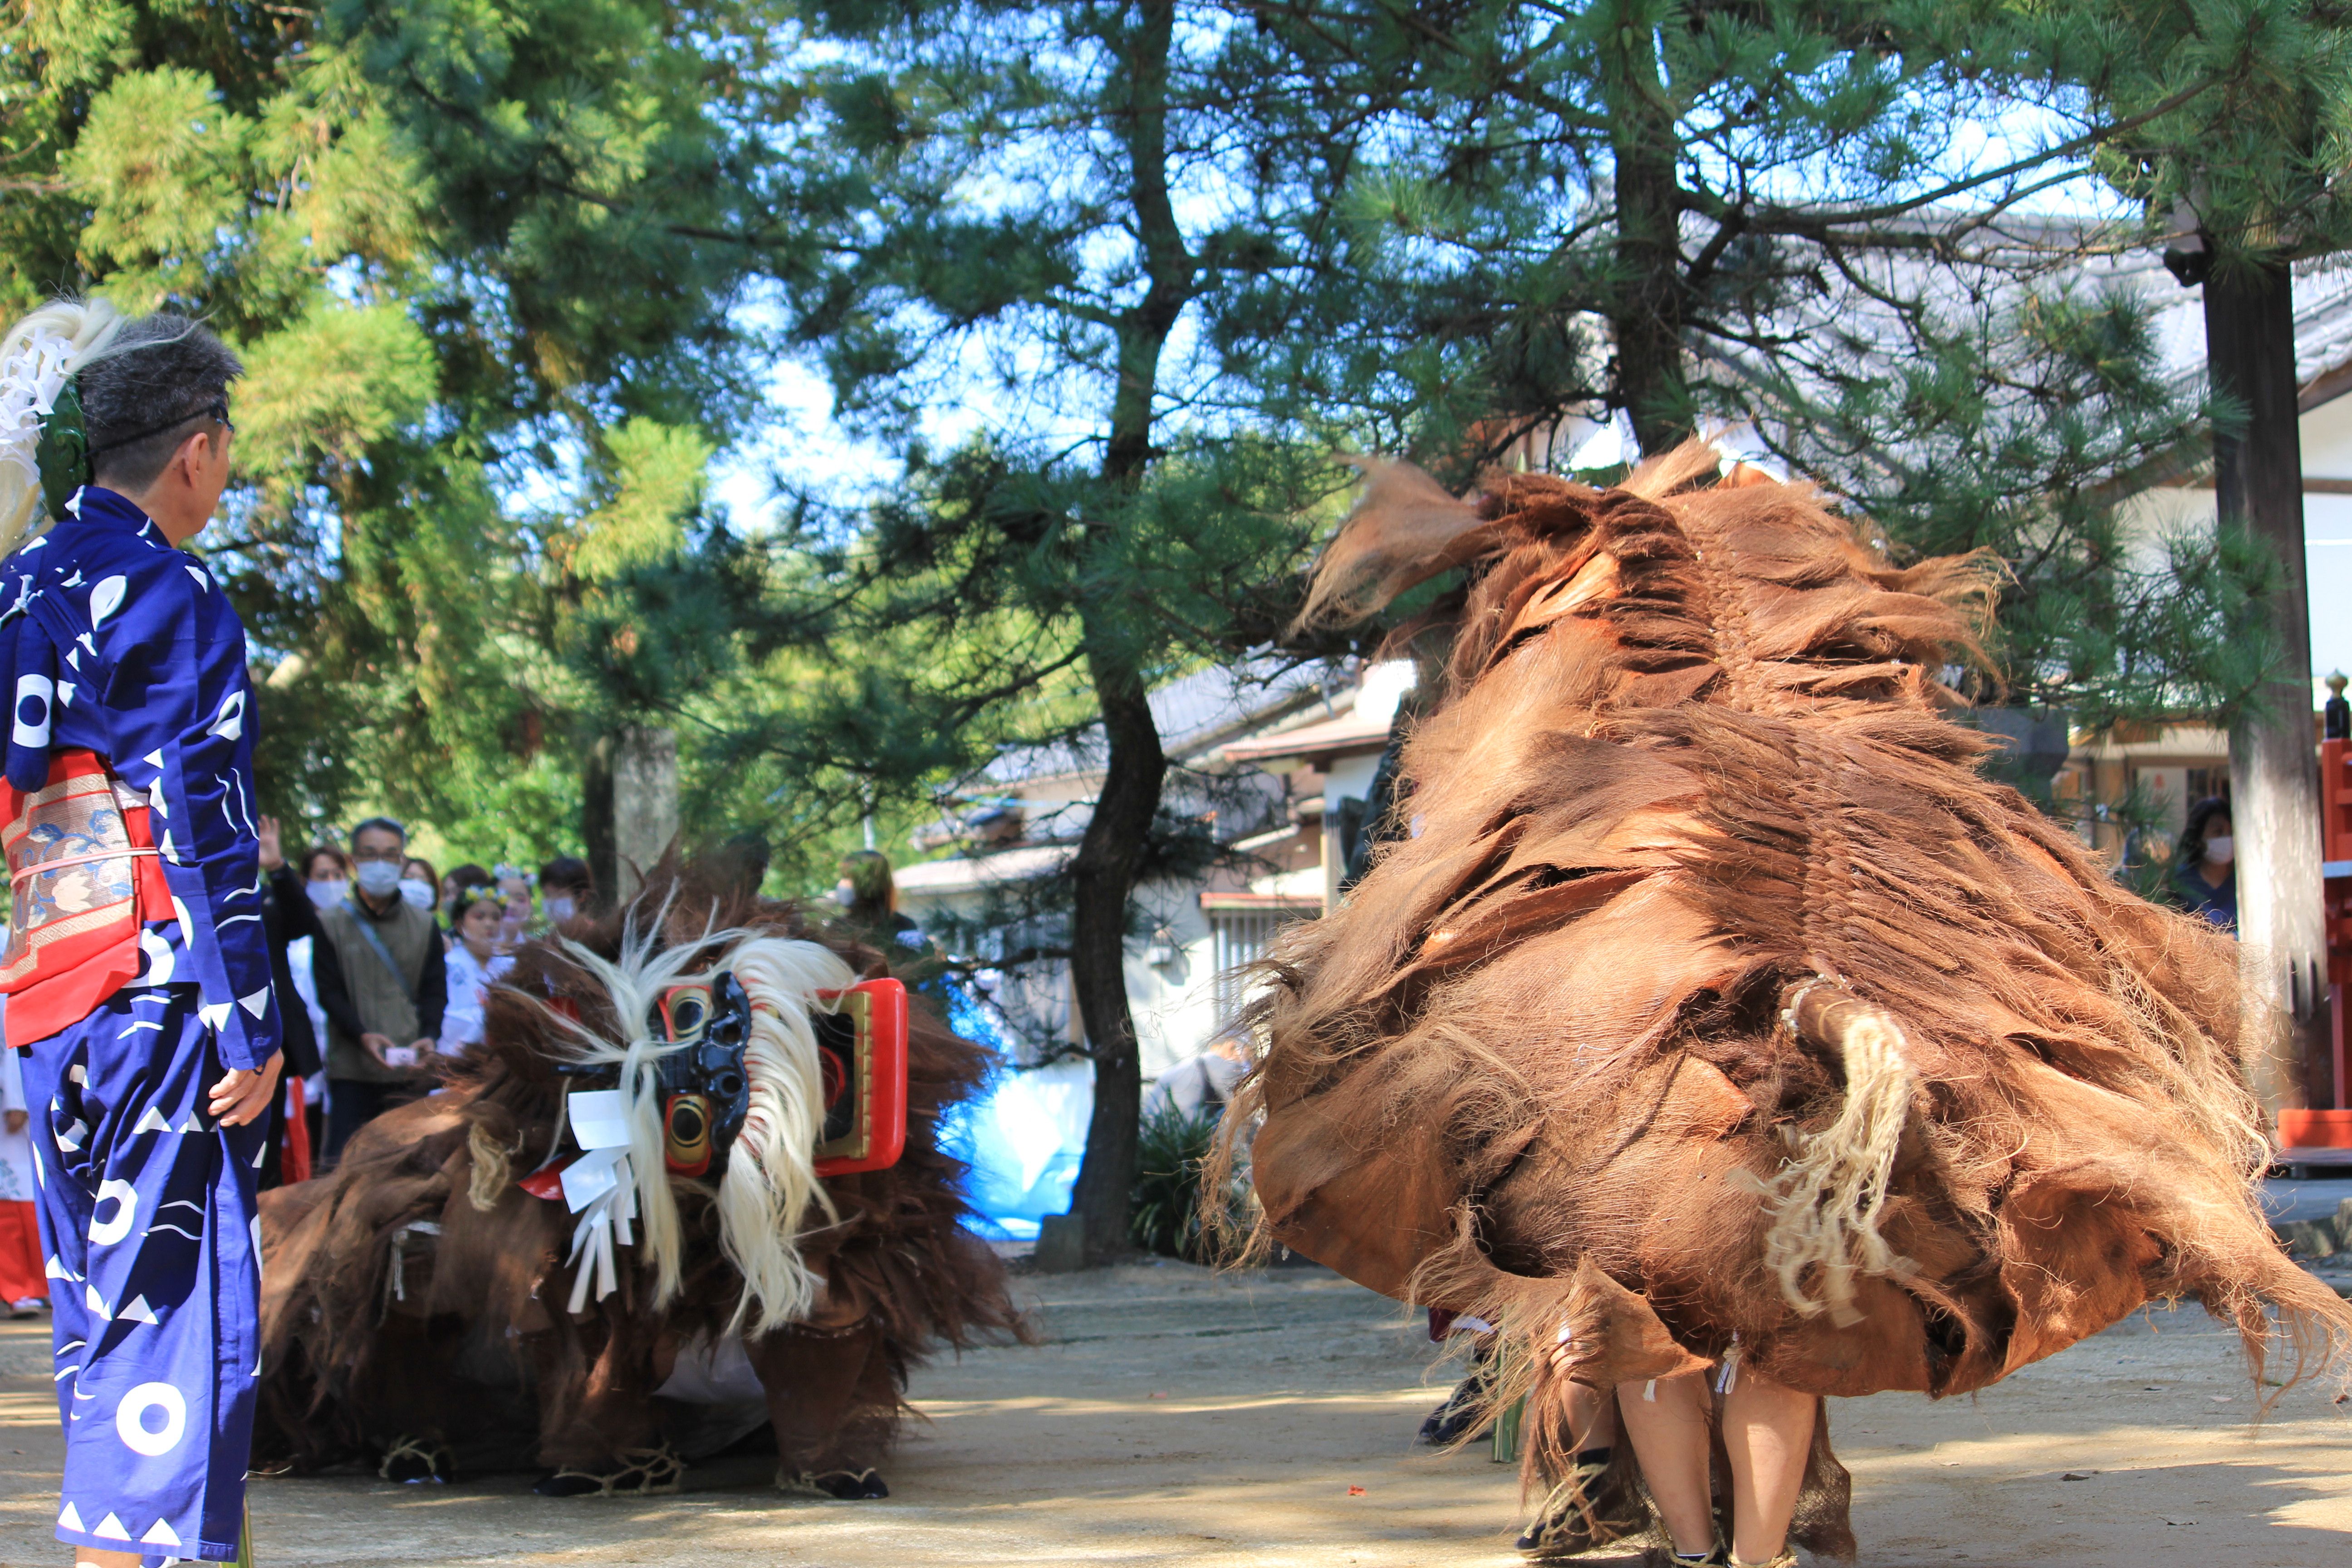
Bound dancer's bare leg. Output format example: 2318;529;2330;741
1565;1376;1616;1450
75;1552;138;1567
1614;1372;1714;1557
1721;1370;1814;1564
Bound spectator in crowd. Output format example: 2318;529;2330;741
495;863;536;945
314;817;449;1156
440;881;516;1053
0;1019;44;1316
2172;796;2238;932
1144;1034;1250;1119
442;861;492;929
539;855;596;926
835;849;922;949
400;854;440;916
250;817;327;1185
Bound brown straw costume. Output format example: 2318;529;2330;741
254;864;1024;1492
1234;448;2350;1555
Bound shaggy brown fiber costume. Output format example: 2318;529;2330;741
253;870;1022;1489
1236;449;2350;1554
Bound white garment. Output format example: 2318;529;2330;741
440;945;515;1051
0;1028;35;1203
1143;1049;1247;1118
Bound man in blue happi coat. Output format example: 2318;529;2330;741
0;301;283;1566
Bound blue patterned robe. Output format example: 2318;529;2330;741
0;485;281;1562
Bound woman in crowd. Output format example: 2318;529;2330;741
0;1022;44;1317
2172;795;2238;931
439;881;516;1053
401;854;440;917
442;861;492;932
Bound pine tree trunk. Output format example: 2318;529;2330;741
1061;0;1191;1261
1064;660;1166;1258
1604;15;1689;459
2205;260;2332;1113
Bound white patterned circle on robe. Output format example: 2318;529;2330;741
114;1382;186;1456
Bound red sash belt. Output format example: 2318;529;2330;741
0;750;173;1047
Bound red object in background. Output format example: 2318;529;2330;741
281;1076;311;1185
812;978;908;1176
0;1200;43;1304
2277;1108;2352;1149
2325;740;2352;1108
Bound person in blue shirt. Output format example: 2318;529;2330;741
0;299;283;1566
2171;795;2238;932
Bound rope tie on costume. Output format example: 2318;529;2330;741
1754;978;1917;1327
10;847;159;883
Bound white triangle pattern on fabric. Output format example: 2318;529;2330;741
177;1116;203;1133
238;987;270;1019
183;564;210;592
117;1295;160;1325
44;1254;68;1279
132;1107;173;1136
142;749;163;769
197;1002;230;1033
140;1518;181;1548
93;1511;131;1540
148;781;167;816
55;681;74;708
57;1501;83;1532
249;1140;266;1169
83;1284;108;1319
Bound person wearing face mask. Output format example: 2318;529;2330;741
537;855;596;927
438;884;516;1052
399;856;440;920
312;817;449;1158
2171;795;2239;932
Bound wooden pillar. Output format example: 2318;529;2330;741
2205;260;2330;1114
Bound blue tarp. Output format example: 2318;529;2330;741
936;982;1095;1240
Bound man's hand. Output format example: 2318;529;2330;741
360;1031;397;1066
3;1109;24;1135
257;814;284;872
209;1052;284;1128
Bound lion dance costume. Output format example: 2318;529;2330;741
255;871;1021;1497
1239;450;2351;1554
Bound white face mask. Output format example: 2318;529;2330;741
306;878;349;911
544;896;577;924
2204;834;2235;864
833;881;856;908
355;860;403;898
398;877;434;909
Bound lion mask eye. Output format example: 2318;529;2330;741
657;985;710;1045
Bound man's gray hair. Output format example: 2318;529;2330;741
78;313;242;493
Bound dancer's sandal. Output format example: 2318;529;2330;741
778;1467;891;1500
1727;1554;1797;1568
1514;1454;1643;1558
377;1435;455;1484
531;1444;686;1498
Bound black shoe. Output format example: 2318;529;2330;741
1419;1371;1493;1446
377;1436;454;1485
779;1467;889;1499
1515;1458;1645;1559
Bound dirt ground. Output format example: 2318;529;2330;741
0;1259;2347;1566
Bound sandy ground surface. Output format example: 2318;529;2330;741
0;1259;2344;1565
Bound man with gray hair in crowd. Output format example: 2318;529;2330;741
0;297;281;1564
311;814;446;1158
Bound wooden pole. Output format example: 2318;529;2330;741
2204;259;2330;1115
